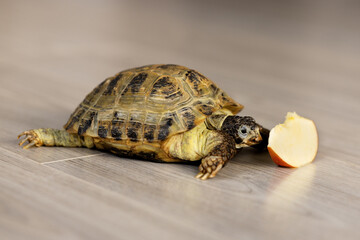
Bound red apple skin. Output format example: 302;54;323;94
267;115;319;168
267;146;295;168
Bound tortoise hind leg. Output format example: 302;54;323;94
18;128;94;149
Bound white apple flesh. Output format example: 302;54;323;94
268;112;318;168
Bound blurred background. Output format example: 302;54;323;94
1;0;359;135
2;0;360;155
1;0;360;239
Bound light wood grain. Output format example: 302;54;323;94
0;147;213;240
1;0;360;239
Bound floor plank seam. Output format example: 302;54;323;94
0;147;159;211
0;146;105;165
41;153;107;165
0;146;209;235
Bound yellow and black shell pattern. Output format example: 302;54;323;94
64;64;243;145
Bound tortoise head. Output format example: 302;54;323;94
221;116;264;149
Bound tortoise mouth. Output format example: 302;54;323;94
235;134;262;149
251;134;263;144
235;143;248;149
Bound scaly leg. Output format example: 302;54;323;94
18;128;94;149
195;132;236;180
163;123;237;180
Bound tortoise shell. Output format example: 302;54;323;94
64;64;243;144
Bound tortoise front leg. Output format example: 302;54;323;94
163;123;237;180
195;132;236;180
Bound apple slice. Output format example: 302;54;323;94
268;112;318;168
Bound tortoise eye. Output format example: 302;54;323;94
239;126;249;139
240;126;247;134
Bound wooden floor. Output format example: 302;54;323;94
1;0;360;239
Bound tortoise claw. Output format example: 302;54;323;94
195;172;204;179
18;130;42;149
19;136;31;146
18;131;30;139
23;142;36;149
195;156;224;180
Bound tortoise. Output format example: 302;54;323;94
18;64;268;180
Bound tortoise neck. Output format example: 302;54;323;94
205;109;234;130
